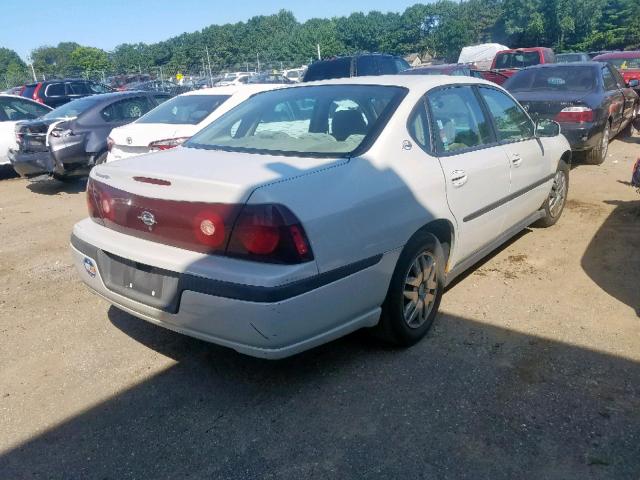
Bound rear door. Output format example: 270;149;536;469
602;65;625;133
610;66;637;126
477;86;550;228
426;85;511;259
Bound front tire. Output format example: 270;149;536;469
584;120;610;165
375;232;445;346
535;159;569;228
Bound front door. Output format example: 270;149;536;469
426;85;512;261
477;86;550;228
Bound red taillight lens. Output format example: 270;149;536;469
227;204;313;264
86;179;313;264
32;83;43;103
554;106;594;123
148;137;190;151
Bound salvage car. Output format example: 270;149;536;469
11;91;169;180
593;51;640;93
107;85;281;162
0;94;51;167
71;76;571;359
505;62;638;164
20;79;112;108
303;54;409;81
490;47;556;82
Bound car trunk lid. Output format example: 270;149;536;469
513;92;591;120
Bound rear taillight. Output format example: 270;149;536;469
227;204;313;263
32;83;43;104
107;137;115;152
86;179;313;264
555;106;594;123
148;137;190;151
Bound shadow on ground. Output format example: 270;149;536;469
1;307;639;479
26;177;87;195
582;199;640;316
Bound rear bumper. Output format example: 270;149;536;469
558;122;603;151
9;150;56;178
70;221;397;359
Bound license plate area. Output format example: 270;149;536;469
97;251;181;313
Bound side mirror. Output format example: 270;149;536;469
627;79;639;88
535;119;561;137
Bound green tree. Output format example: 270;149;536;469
69;46;111;76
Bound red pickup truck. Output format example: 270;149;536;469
487;47;556;84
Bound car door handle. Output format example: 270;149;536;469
450;170;468;187
511;153;522;167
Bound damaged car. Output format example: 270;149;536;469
10;91;169;180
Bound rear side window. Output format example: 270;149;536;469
602;67;618;90
137;95;230;125
101;97;153;123
357;57;379;76
407;101;431;151
46;83;65;97
304;58;352;81
427;86;493;154
478;87;534;142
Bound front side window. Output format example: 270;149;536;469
137;95;230;125
101;97;153;123
0;97;50;121
427;86;493;154
479;87;534;142
186;85;406;157
602;67;618;91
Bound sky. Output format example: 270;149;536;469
0;0;423;61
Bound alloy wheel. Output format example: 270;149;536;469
548;170;567;218
403;252;438;329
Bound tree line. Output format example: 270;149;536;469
1;0;639;86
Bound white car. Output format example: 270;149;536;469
215;72;256;87
106;85;281;162
0;94;51;165
71;76;571;359
282;67;307;83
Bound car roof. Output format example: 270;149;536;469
594;51;640;59
293;74;494;90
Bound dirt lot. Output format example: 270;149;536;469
0;134;639;479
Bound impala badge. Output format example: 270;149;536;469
138;211;157;230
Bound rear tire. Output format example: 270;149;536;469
583;120;610;165
535;159;569;228
375;232;445;346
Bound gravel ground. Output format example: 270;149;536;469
0;134;639;479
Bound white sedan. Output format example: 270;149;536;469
71;75;571;359
0;94;51;165
106;84;281;162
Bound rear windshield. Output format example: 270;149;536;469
21;85;37;99
304;58;352;81
137;94;230;125
495;51;542;69
604;57;640;69
505;66;597;92
43;95;102;119
556;53;585;62
185;85;406;157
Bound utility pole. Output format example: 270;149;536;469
317;43;321;60
30;63;37;82
205;46;214;87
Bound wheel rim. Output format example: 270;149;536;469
548;170;567;218
403;252;438;329
601;123;610;160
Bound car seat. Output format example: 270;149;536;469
331;109;368;141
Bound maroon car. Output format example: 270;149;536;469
593;51;640;93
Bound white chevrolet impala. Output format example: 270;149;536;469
71;76;571;359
